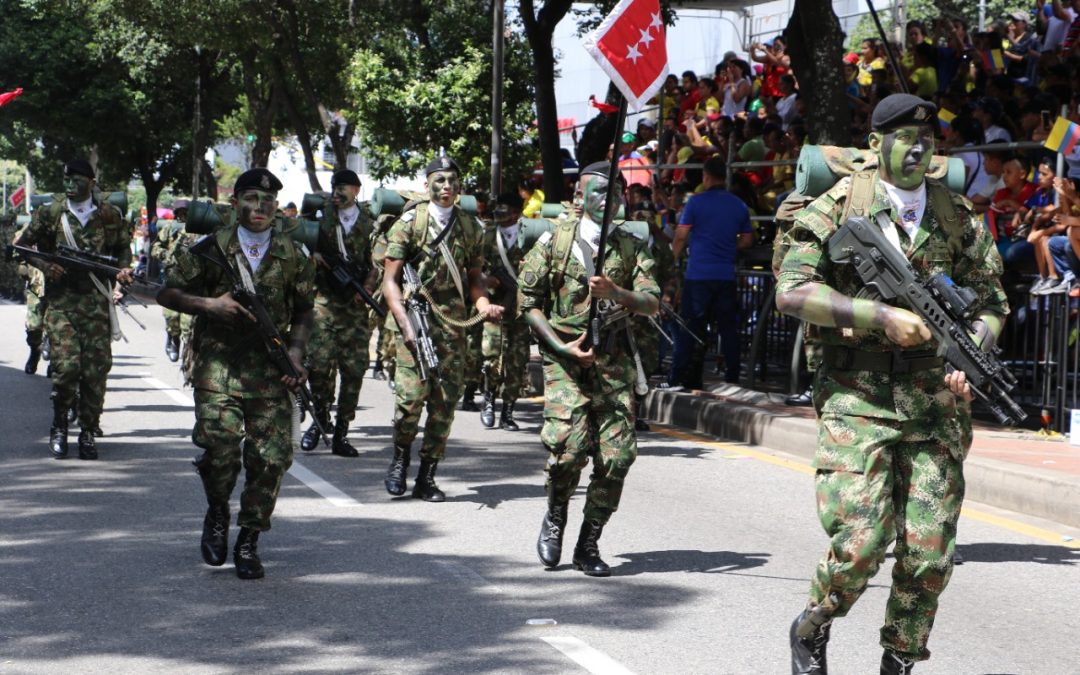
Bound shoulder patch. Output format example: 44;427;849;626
400;211;415;223
537;231;553;245
522;271;538;286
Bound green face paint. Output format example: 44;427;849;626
63;175;93;202
235;189;277;232
331;183;359;209
427;170;460;207
874;125;935;189
492;204;520;226
580;173;622;223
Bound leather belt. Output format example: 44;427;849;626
822;345;943;373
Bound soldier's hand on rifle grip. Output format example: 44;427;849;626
281;349;308;393
883;306;931;347
116;267;134;285
588;275;620;301
945;370;974;402
207;292;256;325
561;334;596;369
44;262;65;281
312;253;330;269
477;298;505;322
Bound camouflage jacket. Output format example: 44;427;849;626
313;202;374;311
166;225;315;396
776;174;1008;435
16;195;130;314
518;216;660;337
482;222;528;312
385;201;484;337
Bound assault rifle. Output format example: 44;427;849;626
402;263;440;381
188;236;331;447
6;244;161;302
322;253;387;319
827;216;1026;426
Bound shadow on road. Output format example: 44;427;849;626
613;548;771;575
956;542;1080;565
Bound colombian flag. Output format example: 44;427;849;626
938;109;956;134
1045;117;1080;155
981;49;1005;71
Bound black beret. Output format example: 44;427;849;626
581;160;614;179
425;155;460;176
871;93;938;131
331;169;361;187
494;192;525;210
64;159;95;180
234;168;283;194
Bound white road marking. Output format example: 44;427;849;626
541;636;636;675
140;374;361;507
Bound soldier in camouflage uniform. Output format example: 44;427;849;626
299;169;377;458
776;95;1008;674
479;192;530;431
151;199;190;362
521;161;660;577
369;209;396;384
158;168;315;580
382;156;504;502
0;213;21;299
630;208;676;431
21;261;47;374
15;160;132;461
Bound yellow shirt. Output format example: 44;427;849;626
523;189;545;218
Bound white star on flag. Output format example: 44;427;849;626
582;0;669;112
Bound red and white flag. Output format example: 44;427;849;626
0;88;23;108
9;185;25;209
583;0;668;112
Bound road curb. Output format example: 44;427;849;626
641;386;1080;530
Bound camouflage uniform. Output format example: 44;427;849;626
17;195;130;432
635;233;676;377
481;222;530;406
166;226;315;531
22;263;46;350
776;174;1007;660
306;203;374;430
151;219;184;339
385;201;483;462
519;218;659;525
0;214;21;298
370;214;396;379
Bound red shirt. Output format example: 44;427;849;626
988;182;1036;240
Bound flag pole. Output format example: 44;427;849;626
584;92;628;350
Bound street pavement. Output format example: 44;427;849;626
1;301;1079;675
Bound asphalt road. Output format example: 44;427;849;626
1;301;1078;675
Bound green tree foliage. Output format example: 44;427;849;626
845;0;1030;50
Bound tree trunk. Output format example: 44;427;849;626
273;57;322;192
239;50;279;168
521;0;574;203
785;0;849;146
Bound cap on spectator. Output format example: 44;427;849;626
870;93;938;131
425;155;460;176
234;167;283;193
844;52;860;65
64;159;95;180
722;50;738;63
1009;10;1028;22
753;64;764;75
331;169;361;187
637;118;657;129
172;198;190;211
620;131;637;144
284;201;297;210
676;147;694;164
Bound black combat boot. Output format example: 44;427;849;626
384;444;410;496
331;421;359;458
49;412;68;460
572;520;611;577
24;346;41;375
165;333;180;362
300;410;329;452
480;391;496;428
411;459;446;502
200;504;230;566
880;650;915;675
460;384;479;411
77;429;98;460
789;605;833;675
536;498;569;568
499;400;519;431
233;527;264;579
371;358;386;380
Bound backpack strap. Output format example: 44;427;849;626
550;219;576;293
926;179;965;259
841;170;877;223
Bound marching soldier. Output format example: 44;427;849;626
15;160;131;460
300;169;378;458
158;167;315;579
20;262;47;374
479;192;530;430
520;161;659;577
776;94;1008;673
151;199;189;362
381;155;503;501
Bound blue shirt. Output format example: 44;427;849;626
679;188;752;281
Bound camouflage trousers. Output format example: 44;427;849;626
392;326;466;461
463;320;484;391
634;315;661;378
25;291;45;346
192;389;294;531
163;307;182;337
46;307;112;428
809;415;965;662
540;351;638;525
481;314;529;402
307;301;371;426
